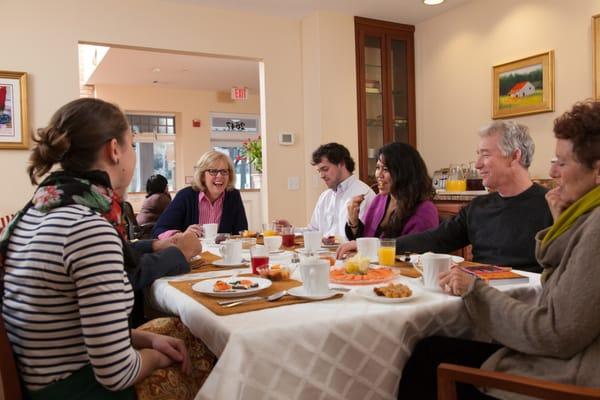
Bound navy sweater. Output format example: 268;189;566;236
152;186;248;238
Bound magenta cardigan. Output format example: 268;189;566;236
353;194;439;238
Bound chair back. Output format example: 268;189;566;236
0;314;22;400
0;214;15;235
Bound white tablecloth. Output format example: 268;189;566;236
149;253;541;400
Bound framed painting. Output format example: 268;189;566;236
0;71;29;149
593;14;600;99
492;51;554;119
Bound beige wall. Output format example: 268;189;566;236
94;84;260;191
301;12;358;221
0;0;308;221
415;0;600;179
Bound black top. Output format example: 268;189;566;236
395;184;553;272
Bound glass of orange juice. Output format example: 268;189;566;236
378;239;396;266
262;223;277;237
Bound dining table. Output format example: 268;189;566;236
148;240;542;400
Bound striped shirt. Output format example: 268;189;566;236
198;191;224;225
1;205;141;391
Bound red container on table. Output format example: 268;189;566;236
251;256;269;274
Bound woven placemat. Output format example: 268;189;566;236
169;276;343;316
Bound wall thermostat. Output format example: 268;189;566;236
278;132;295;145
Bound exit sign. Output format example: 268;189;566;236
230;87;248;101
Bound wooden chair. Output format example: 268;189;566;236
437;363;600;400
0;214;15;235
122;202;154;241
0;315;22;400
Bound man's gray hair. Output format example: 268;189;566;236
479;121;535;168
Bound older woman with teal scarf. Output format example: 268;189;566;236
397;100;600;400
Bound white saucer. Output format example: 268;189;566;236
295;247;328;254
355;285;422;303
212;260;247;268
408;253;464;265
268;249;285;255
288;286;338;300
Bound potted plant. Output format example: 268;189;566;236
241;136;262;188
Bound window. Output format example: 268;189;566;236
126;113;176;193
210;113;260;190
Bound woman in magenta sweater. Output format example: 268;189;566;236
337;142;439;258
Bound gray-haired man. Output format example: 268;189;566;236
395;121;553;272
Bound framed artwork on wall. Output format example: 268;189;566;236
492;51;554;119
0;71;29;149
593;14;600;99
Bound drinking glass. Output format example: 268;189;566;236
378;238;396;266
250;245;269;274
281;226;295;247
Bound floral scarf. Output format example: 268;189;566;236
0;170;127;264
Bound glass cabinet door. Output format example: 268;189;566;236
390;38;409;144
364;35;385;181
355;17;415;184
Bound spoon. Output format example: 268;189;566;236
219;290;287;307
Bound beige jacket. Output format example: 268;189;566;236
463;206;600;400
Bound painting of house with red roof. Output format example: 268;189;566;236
508;81;535;98
493;51;553;118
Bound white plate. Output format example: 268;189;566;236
355;284;421;303
288;286;338;300
409;253;464;265
192;277;272;298
212;260;248;268
268;249;285;255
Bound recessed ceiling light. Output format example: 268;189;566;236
423;0;444;5
152;67;161;73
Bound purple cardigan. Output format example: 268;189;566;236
356;194;439;238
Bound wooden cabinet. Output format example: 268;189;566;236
355;17;416;185
434;199;473;261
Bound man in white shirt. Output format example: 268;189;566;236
308;143;375;241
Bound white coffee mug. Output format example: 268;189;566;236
264;235;283;252
421;253;451;289
203;223;218;239
356;237;380;261
299;258;330;295
219;239;243;265
303;231;322;253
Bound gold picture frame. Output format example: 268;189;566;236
0;71;29;149
492;51;554;119
593;14;600;99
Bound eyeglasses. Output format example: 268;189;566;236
205;169;230;177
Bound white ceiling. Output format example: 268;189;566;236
86;0;471;91
86;48;260;91
165;0;471;25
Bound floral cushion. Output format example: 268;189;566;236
134;318;217;400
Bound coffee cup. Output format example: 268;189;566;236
356;237;379;261
264;235;283;252
203;223;218;239
219;239;243;265
299;258;330;295
421;253;451;289
303;231;322;253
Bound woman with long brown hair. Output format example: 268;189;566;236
0;98;191;399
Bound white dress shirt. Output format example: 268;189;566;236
308;175;376;241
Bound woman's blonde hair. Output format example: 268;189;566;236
192;150;236;192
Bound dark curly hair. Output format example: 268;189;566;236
146;174;168;197
553;100;600;169
377;142;434;237
311;143;355;173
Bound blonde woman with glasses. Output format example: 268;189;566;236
153;151;248;238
